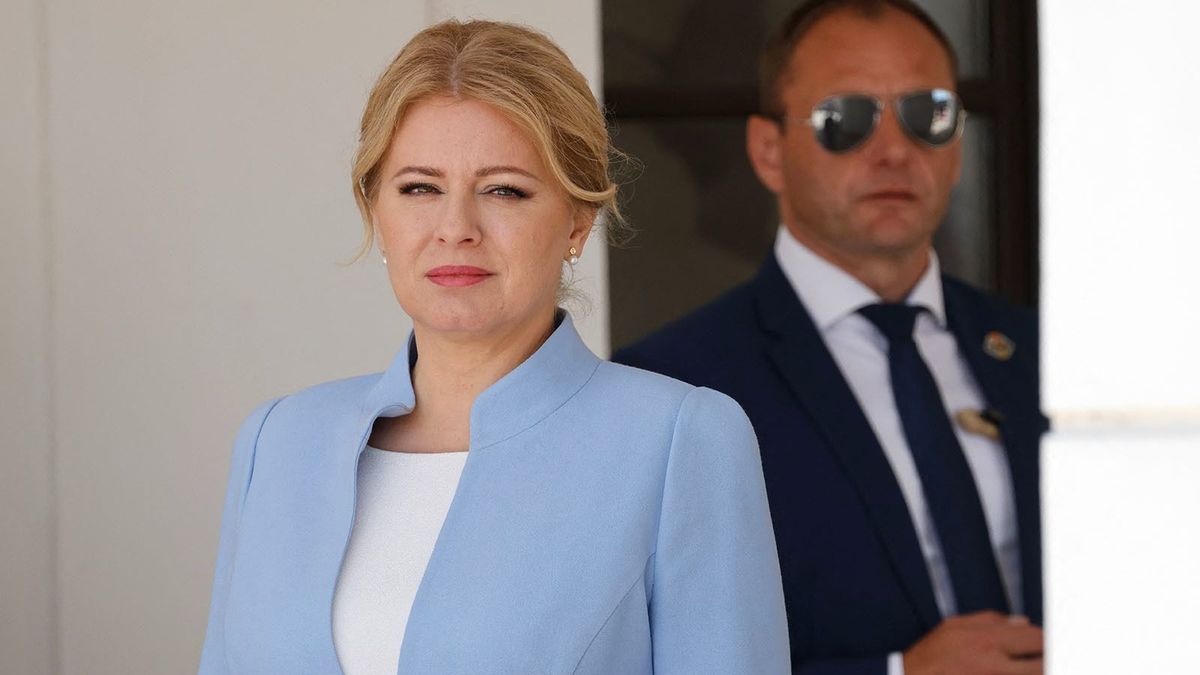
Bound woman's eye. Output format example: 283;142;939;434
399;182;440;195
487;185;528;199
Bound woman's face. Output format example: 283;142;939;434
372;96;592;342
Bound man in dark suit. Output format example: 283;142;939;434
614;1;1048;673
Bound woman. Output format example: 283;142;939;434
199;19;788;675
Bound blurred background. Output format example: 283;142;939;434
603;0;1038;347
2;0;1197;673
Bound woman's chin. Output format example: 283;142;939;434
417;314;490;337
408;302;509;338
409;301;556;344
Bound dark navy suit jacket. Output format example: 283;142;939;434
613;255;1048;675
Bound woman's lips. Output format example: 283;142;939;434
426;265;493;287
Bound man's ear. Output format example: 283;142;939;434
950;142;964;187
746;115;786;194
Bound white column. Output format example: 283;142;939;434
1041;2;1200;673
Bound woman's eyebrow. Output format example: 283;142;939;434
392;165;443;179
476;165;541;183
390;165;542;183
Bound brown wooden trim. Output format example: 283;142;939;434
604;85;759;119
989;0;1041;307
958;79;995;117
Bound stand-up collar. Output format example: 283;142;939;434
362;312;601;451
363;335;419;419
773;225;946;329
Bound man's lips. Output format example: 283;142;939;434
862;188;918;201
426;265;493;287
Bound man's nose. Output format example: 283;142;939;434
865;105;915;165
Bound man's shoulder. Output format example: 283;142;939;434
612;277;764;381
941;275;1038;333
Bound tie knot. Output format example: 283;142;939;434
858;303;923;344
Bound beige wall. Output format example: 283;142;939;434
0;0;56;673
1;1;603;673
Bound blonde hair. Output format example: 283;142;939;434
352;19;627;258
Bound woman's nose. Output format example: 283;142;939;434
435;190;483;245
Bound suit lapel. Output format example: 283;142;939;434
943;281;1046;624
753;258;942;629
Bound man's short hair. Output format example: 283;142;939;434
759;0;960;116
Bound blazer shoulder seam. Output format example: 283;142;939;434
240;396;285;504
222;395;284;673
648;387;698;561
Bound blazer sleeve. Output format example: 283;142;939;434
197;398;280;674
649;387;791;674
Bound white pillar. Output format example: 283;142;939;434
1040;2;1200;672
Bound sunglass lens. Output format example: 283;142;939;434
897;89;962;146
810;95;879;153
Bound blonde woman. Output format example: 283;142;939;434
199;20;788;675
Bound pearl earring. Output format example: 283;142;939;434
380;250;388;265
567;246;580;266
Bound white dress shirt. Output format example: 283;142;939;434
332;447;468;675
773;227;1022;674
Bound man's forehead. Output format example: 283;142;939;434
782;8;955;98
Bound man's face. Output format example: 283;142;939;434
748;8;962;271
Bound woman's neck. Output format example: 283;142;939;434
371;312;557;453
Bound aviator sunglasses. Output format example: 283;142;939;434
766;88;965;153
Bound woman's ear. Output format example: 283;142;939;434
373;223;387;263
567;206;597;258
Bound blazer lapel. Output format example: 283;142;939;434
753;257;942;629
943;282;1047;624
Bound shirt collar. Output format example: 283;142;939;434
772;225;946;330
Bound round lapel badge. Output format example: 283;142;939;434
983;331;1015;361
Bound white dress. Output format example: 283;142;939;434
332;447;468;675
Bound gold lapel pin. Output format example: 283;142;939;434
955;409;1002;441
983;331;1015;361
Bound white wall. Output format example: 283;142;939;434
1042;428;1200;673
1041;3;1200;421
1040;2;1200;672
1;1;604;673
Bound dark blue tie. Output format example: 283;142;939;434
858;303;1010;615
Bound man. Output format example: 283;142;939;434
614;1;1048;673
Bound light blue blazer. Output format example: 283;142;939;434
199;315;790;674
